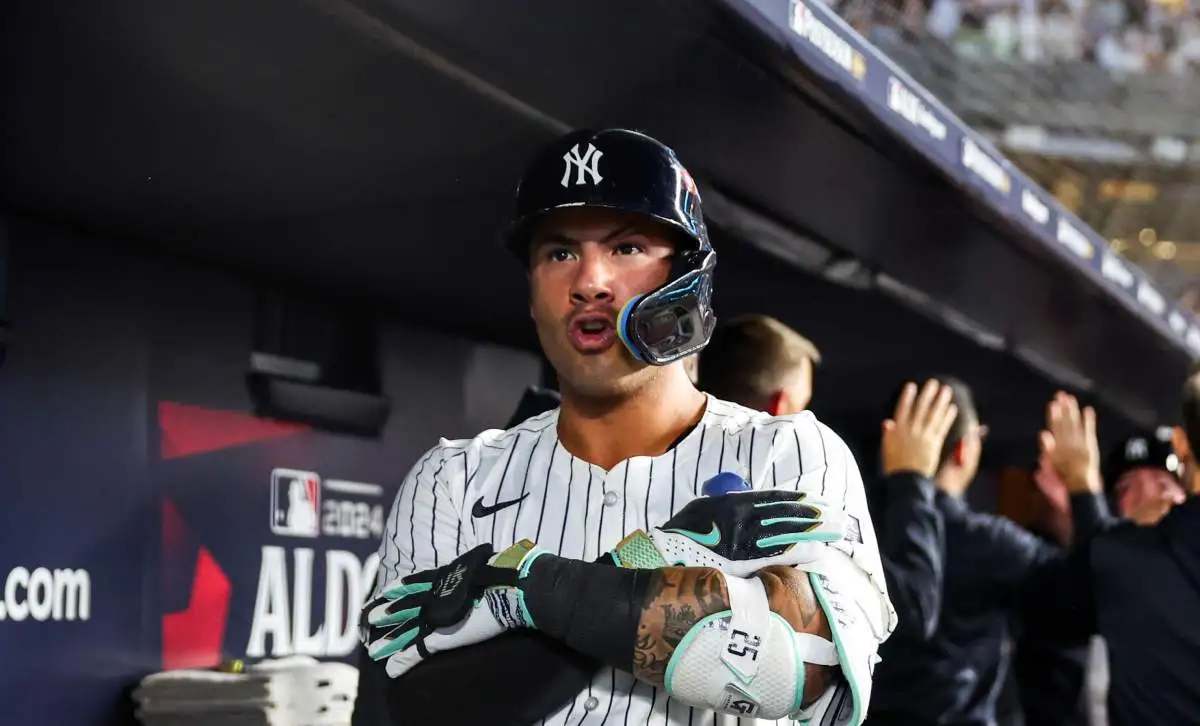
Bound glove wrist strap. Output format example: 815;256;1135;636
519;553;654;671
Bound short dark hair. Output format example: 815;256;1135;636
1182;373;1200;460
938;377;979;467
699;314;821;409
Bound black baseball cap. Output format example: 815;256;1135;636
1103;427;1179;492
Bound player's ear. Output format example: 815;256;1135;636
953;439;967;467
767;390;786;417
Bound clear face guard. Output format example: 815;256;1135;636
618;249;716;365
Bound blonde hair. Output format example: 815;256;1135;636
699;314;821;408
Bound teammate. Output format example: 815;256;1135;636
867;382;1108;726
360;129;895;724
1102;427;1185;525
700;314;822;413
698;314;954;640
1034;376;1200;725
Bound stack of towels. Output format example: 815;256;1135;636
134;656;358;726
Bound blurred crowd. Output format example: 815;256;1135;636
830;0;1200;76
695;313;1200;725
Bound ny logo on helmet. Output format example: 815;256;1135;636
561;143;604;187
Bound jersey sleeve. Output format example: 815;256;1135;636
770;414;899;639
821;421;899;638
371;443;467;598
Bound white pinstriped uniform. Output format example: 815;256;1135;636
373;394;890;726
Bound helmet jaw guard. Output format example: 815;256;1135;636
618;248;716;366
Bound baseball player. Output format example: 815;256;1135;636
360;129;895;725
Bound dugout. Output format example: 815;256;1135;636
0;1;1194;724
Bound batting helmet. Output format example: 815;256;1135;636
506;128;717;366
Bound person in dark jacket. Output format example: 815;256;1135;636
1017;426;1189;726
700;316;954;645
872;378;958;643
1102;427;1186;526
868;382;1107;726
1041;375;1200;726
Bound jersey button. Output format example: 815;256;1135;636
584;696;600;711
603;491;619;507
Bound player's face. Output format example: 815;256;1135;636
527;208;676;397
1115;467;1184;523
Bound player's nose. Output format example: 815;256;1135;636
569;244;615;304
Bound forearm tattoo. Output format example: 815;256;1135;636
632;567;729;685
630;565;834;706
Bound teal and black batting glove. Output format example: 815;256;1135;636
363;541;548;678
612;487;848;576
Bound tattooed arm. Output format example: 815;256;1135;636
632;565;836;708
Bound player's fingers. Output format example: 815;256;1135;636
893;382;917;425
925;384;953;429
368;625;419;661
911;379;939;427
1038;430;1055;456
747;489;804;506
383;644;426;679
757;515;823;538
755;528;841;548
1047;397;1064;436
755;499;822;524
383;579;434;600
934;403;959;442
368;602;421;628
1062;393;1081;427
1083;406;1097;445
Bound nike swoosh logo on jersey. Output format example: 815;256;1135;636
471;493;529;519
663;523;721;547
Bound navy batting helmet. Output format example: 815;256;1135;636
507;128;716;366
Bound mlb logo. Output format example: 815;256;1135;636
270;468;321;537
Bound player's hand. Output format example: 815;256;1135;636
617;489;848;577
1039;392;1102;495
362;542;544;678
1032;452;1071;515
881;380;958;478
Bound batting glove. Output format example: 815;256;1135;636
362;541;548;678
612;489;848;577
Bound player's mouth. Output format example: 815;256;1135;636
568;311;617;353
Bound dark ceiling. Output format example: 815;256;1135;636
0;0;1190;463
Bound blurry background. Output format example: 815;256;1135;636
834;0;1200;308
0;0;1194;724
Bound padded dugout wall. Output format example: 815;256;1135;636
0;217;540;725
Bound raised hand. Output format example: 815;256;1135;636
881;380;959;478
1039;391;1102;495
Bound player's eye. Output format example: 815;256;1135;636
614;241;644;256
543;246;576;263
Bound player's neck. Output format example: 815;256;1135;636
557;366;707;470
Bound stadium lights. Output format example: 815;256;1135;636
1153;241;1178;260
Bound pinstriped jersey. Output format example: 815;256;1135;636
372;394;891;726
